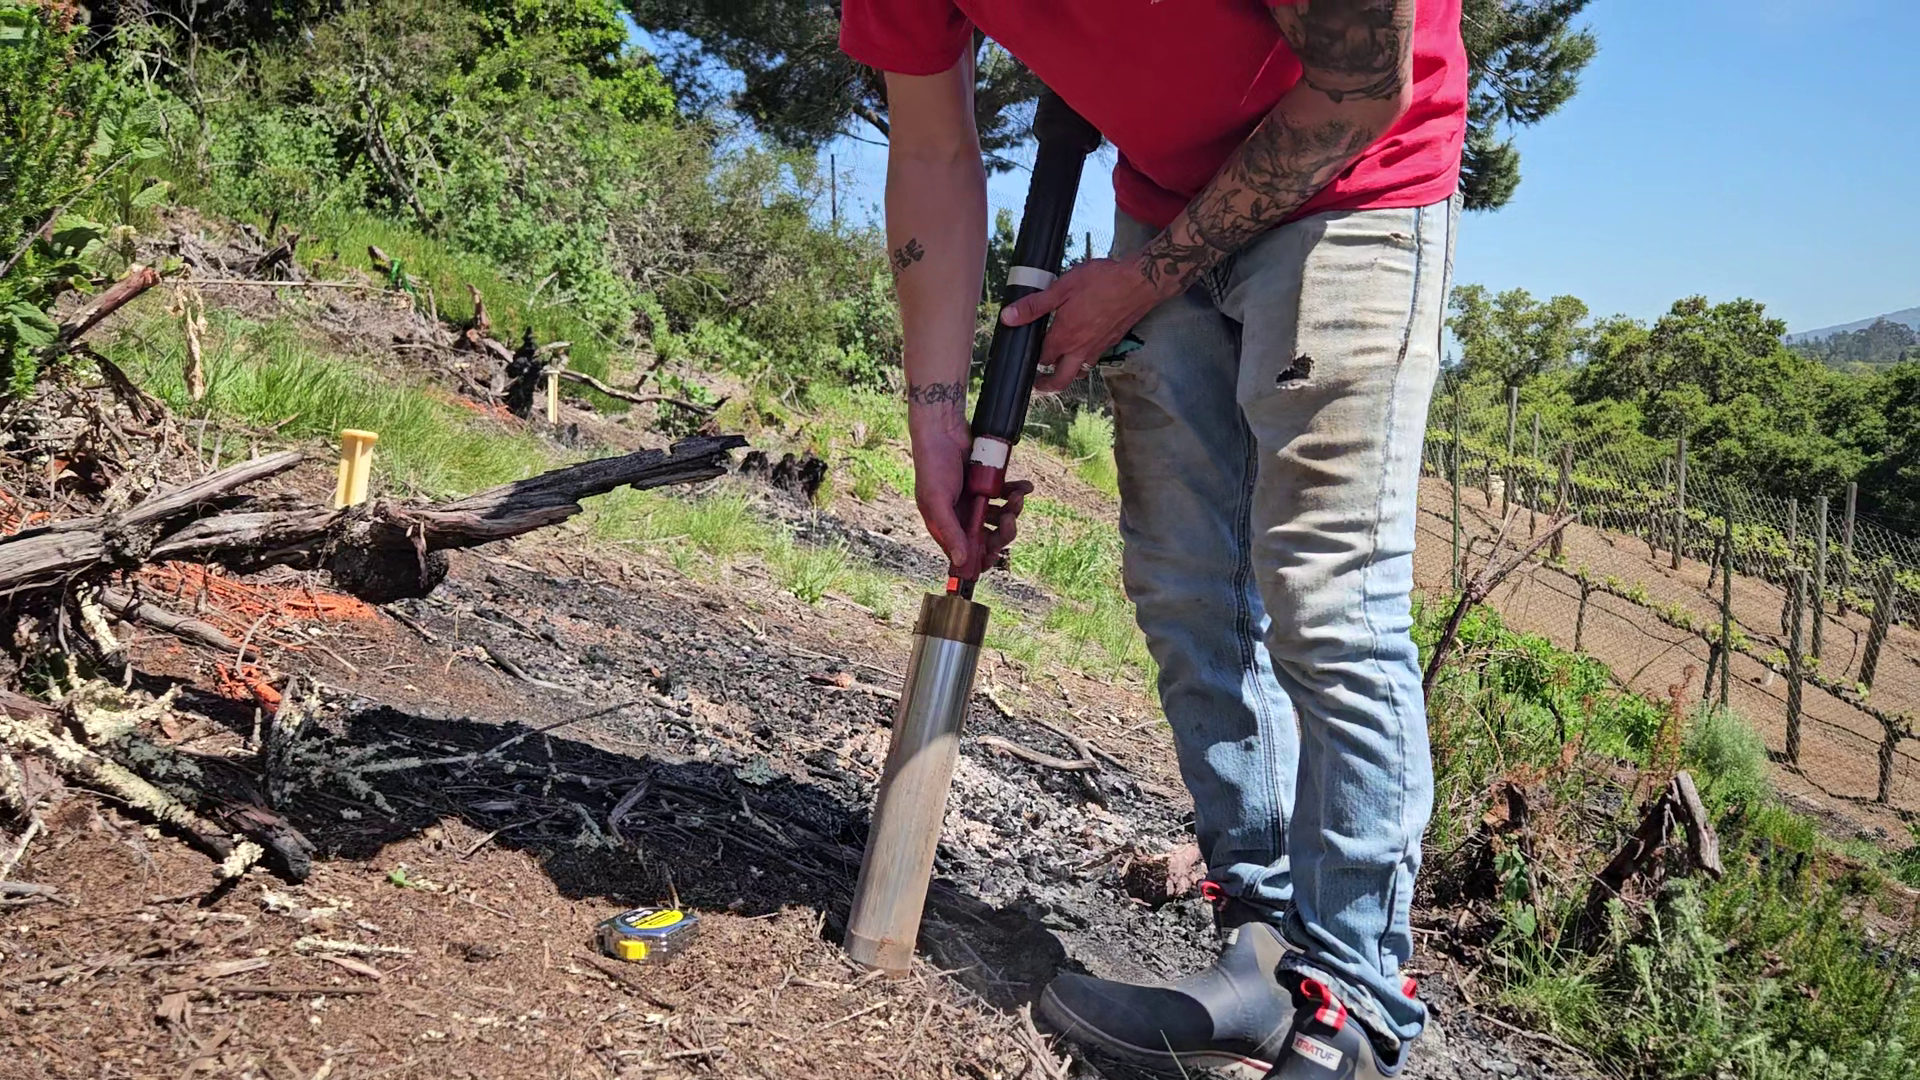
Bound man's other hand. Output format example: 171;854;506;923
1001;256;1168;393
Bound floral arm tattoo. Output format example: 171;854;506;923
1136;0;1415;294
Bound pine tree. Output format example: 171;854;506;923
1461;0;1599;210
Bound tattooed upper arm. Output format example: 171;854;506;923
1270;0;1415;105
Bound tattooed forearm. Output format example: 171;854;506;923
1134;0;1413;294
1272;0;1413;104
906;379;965;415
1137;115;1373;291
890;238;926;275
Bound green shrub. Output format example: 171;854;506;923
170;0;897;394
0;1;107;391
1683;705;1770;812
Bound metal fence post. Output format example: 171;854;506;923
1861;564;1898;691
1552;443;1572;561
1671;434;1687;570
1503;385;1519;518
1838;482;1857;615
1786;567;1806;767
1451;391;1463;592
1878;723;1900;806
1575;576;1592;652
1812;495;1829;662
1720;509;1734;710
1779;496;1800;633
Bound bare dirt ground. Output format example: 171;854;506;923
3;460;1602;1080
1413;476;1920;839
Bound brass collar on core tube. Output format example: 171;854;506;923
914;593;989;645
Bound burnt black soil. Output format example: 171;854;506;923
217;545;1602;1080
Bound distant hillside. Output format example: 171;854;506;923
1786;305;1920;344
1790;315;1919;370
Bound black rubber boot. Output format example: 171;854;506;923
1037;922;1298;1079
1261;976;1408;1080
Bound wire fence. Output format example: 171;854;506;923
1417;379;1920;821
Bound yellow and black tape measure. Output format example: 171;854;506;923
595;907;699;963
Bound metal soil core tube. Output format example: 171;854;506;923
845;592;990;973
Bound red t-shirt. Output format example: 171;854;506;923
841;0;1467;229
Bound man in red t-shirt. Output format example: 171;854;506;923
842;3;1465;1076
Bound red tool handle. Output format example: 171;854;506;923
948;459;1008;598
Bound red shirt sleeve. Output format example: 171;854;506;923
840;0;974;76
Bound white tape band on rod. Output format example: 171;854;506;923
968;437;1010;469
1006;265;1056;290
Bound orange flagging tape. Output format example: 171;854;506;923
137;563;379;642
214;662;283;712
0;491;51;536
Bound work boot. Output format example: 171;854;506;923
1261;975;1412;1080
1038;921;1298;1079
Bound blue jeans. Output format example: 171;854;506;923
1106;196;1456;1043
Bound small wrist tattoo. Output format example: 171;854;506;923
906;379;965;414
890;237;926;275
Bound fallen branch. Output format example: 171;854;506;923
1574;769;1722;948
977;735;1096;772
79;347;167;424
481;643;570;693
0;436;745;603
57;264;162;346
558;369;717;414
99;587;245;655
0;707;248;876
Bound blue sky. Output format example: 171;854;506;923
644;1;1918;334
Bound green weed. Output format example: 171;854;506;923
775;539;850;604
1064;409;1120;495
841;569;899;621
1683;705;1770;812
846;447;914;503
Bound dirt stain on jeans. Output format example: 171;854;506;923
1107;365;1175;431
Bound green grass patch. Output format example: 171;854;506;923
845;447;914;503
588;489;775;575
105;310;549;495
1064;409;1119;495
773;538;850;604
840;567;901;622
274;211;619;383
804;383;906;447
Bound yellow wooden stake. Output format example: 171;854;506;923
546;370;560;425
334;429;379;508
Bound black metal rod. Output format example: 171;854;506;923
971;93;1102;445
